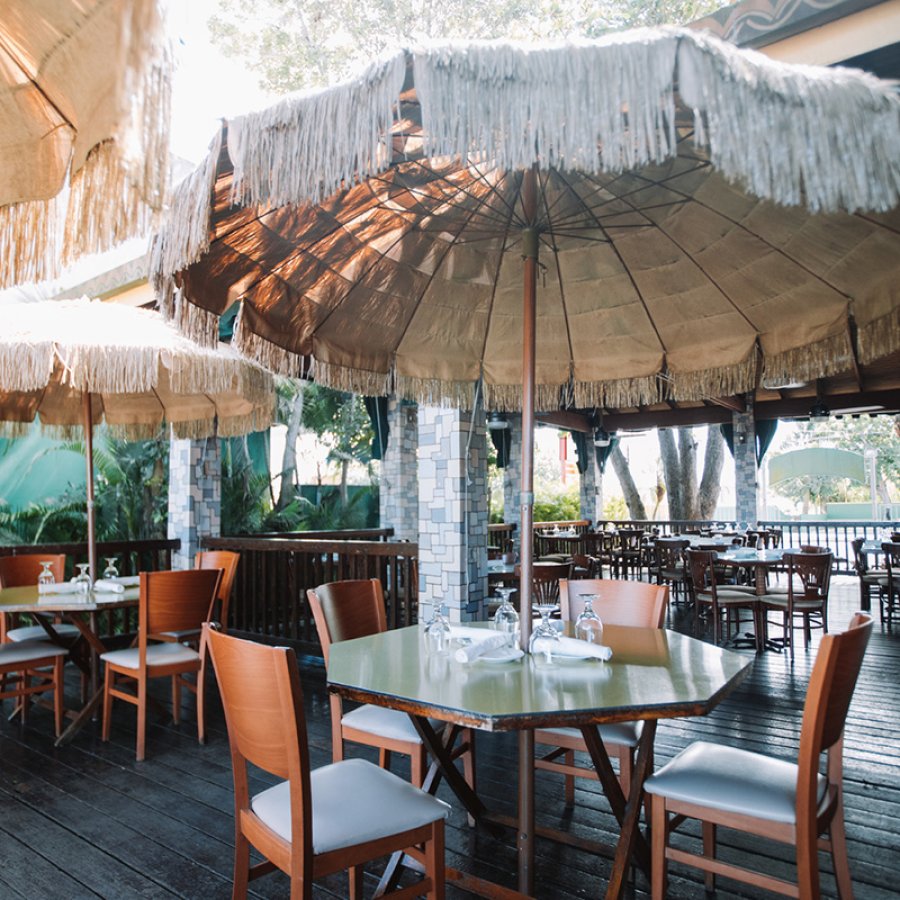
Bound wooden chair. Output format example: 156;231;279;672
850;537;886;613
195;550;239;631
205;626;448;900
515;561;572;607
613;529;644;580
655;539;691;604
762;551;832;658
0;554;76;643
308;579;476;794
0;639;68;735
100;569;221;761
534;579;669;803
646;613;874;899
687;550;762;652
880;542;900;626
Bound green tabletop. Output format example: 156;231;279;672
327;623;752;732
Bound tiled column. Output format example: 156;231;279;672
580;445;600;524
417;406;488;624
167;436;221;570
379;399;419;541
501;414;523;553
733;402;758;525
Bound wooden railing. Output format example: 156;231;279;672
248;528;395;542
202;536;418;654
488;522;516;550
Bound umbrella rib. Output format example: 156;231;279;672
0;34;75;132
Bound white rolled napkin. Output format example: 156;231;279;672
552;636;613;660
93;580;125;594
37;582;82;595
108;575;140;586
454;631;510;664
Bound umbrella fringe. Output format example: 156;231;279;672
666;359;758;403
234;315;308;378
858;305;900;365
396;374;476;409
572;376;663;410
762;332;854;388
0;340;55;392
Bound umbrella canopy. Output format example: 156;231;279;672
151;27;900;647
0;0;169;289
0;298;275;575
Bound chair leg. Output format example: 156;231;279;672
53;656;64;737
379;747;392;772
137;674;147;762
650;796;667;900
233;826;251;899
348;864;364;900
702;820;717;892
411;746;426;789
829;800;854;900
102;666;113;741
172;675;181;725
425;819;446;900
197;665;206;745
564;749;575;806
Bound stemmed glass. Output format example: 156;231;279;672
73;562;92;594
492;586;519;646
424;605;451;653
102;557;119;580
574;595;603;644
37;561;56;587
529;599;560;661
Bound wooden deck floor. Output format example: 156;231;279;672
0;577;897;899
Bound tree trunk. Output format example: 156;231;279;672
277;387;304;510
339;458;349;505
697;426;725;519
610;445;647;519
678;428;699;519
658;429;684;519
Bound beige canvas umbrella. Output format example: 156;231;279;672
0;298;275;577
152;27;900;652
0;0;169;288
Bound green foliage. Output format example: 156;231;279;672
533;486;580;522
301;385;374;468
602;495;629;520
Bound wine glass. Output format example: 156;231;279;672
529;599;560;661
37;561;56;587
492;586;519;646
424;605;451;654
103;557;119;580
73;562;92;594
574;595;603;644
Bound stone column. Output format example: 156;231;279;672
501;414;523;553
167;436;221;570
732;402;758;525
579;445;600;524
379;398;419;541
417;406;488;624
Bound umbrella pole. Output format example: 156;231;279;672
83;390;97;581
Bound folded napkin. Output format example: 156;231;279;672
454;631;510;664
37;582;83;595
552;636;613;660
107;575;140;586
93;580;125;594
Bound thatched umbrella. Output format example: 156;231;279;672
152;27;900;652
0;299;275;577
0;0;169;288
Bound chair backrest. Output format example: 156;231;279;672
881;542;900;578
205;627;313;858
617;529;644;551
140;569;222;643
797;613;872;816
799;544;829;554
656;540;688;570
515;562;571;605
850;537;867;575
0;553;66;588
307;578;387;666
559;579;668;627
195;550;240;630
685;549;717;595
783;551;832;601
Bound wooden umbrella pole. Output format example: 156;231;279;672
82;390;97;581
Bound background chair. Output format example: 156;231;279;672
206;626;448;899
195;550;239;631
880;542;900;626
0;554;76;643
515;561;572;608
101;569;221;761
308;578;476;794
534;579;669;803
613;529;644;580
645;613;873;899
654;539;691;605
851;537;886;613
0;638;67;735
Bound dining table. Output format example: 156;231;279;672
327;621;752;898
716;547;796;595
0;582;140;745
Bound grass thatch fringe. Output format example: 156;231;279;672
573;375;662;410
0;194;64;290
313;360;394;399
172;290;221;349
234;313;308;377
762;332;853;388
395;374;477;410
857;305;900;365
667;357;758;403
0;340;55;392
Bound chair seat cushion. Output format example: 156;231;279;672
538;721;642;748
698;589;758;605
0;639;68;665
644;740;825;825
6;623;80;643
251;758;449;855
342;704;440;744
100;642;200;669
761;596;825;611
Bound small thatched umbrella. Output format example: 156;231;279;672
0;0;169;288
0;299;275;577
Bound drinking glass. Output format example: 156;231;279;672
103;557;119;580
574;595;603;644
73;562;92;594
529;600;560;661
37;561;56;587
424;606;451;654
492;586;519;646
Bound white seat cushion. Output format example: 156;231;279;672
538;721;642;748
100;642;200;669
7;623;80;642
0;639;68;665
342;704;440;744
251;758;449;855
698;589;758;605
644;740;825;825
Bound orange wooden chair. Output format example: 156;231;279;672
205;625;448;899
646;613;873;899
534;578;669;802
100;569;221;761
0;554;75;643
195;550;239;631
0;639;68;735
308;578;476;794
